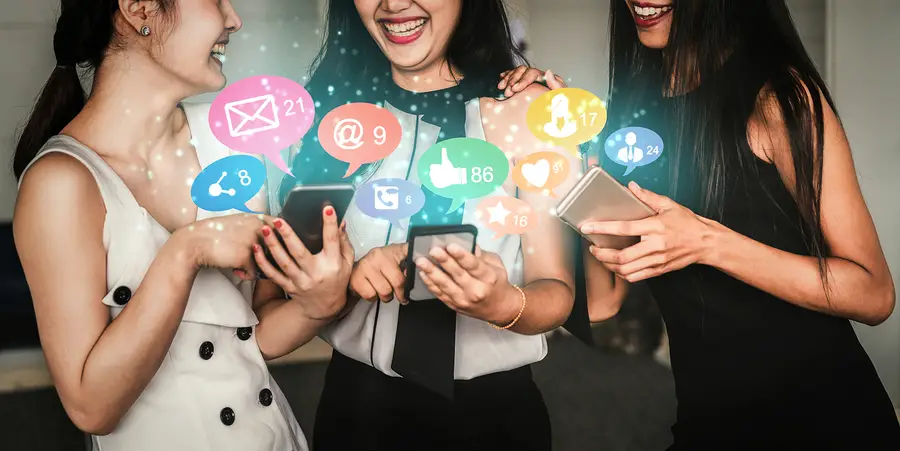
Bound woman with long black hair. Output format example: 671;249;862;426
279;1;581;450
559;0;899;448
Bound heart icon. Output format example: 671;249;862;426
521;159;551;188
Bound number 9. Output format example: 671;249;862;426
374;126;386;145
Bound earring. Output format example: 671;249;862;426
140;25;151;36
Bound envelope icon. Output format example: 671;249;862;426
225;94;280;137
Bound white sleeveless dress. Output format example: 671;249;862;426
17;103;308;451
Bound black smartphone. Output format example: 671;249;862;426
403;225;478;302
258;184;355;278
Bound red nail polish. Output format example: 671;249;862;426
274;219;283;229
253;244;261;252
261;227;271;237
325;207;334;217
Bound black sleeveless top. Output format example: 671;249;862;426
599;57;900;448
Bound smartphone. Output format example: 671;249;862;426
258;184;354;278
555;165;656;250
403;225;478;302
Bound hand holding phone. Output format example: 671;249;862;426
555;166;656;250
349;243;408;304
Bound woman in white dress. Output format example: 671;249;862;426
281;1;585;449
12;1;352;450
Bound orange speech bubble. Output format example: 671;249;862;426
474;196;537;239
317;103;403;177
512;151;571;197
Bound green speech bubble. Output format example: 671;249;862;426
418;138;510;213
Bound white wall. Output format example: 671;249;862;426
0;0;324;220
828;0;900;405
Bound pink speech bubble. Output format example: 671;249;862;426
317;103;402;178
475;196;538;239
208;75;315;176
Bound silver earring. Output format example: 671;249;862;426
140;25;151;36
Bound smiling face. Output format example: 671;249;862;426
354;0;462;73
150;0;242;93
625;0;674;49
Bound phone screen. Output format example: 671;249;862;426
406;231;477;302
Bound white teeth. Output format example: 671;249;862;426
211;43;226;56
634;4;672;18
383;18;426;36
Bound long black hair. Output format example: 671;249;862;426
12;0;176;181
607;0;833;286
279;0;526;203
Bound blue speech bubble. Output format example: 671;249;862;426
355;178;426;230
603;127;664;176
191;155;267;214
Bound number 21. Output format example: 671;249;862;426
284;97;305;116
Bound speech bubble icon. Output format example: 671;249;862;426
474;196;537;239
526;88;608;148
603;127;664;176
208;75;315;177
317;103;403;178
417;138;510;214
354;178;426;230
191;155;267;214
512;151;571;197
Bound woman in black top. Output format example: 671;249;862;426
506;0;900;448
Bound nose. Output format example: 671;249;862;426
224;0;243;33
381;0;413;13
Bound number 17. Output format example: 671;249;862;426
581;112;598;127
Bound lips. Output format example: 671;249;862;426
379;17;428;45
630;1;673;28
211;41;228;64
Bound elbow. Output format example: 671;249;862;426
66;403;121;436
861;282;896;326
588;300;622;323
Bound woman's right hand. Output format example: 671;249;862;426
499;66;568;98
350;243;408;304
174;213;270;277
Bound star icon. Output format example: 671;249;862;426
486;201;511;225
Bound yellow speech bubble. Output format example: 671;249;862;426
526;88;607;148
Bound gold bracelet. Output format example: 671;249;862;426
492;285;527;330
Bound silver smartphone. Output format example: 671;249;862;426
404;225;478;302
555;166;656;250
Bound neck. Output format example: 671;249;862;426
391;58;462;93
66;52;196;163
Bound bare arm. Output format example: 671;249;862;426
707;87;895;325
582;239;630;322
480;85;579;334
14;153;199;435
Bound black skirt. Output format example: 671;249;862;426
313;351;552;451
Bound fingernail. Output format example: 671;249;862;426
261;227;271;237
582;226;594;234
253;244;261;252
274;219;283;229
340;220;347;232
325;206;335;217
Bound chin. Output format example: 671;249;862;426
637;32;669;49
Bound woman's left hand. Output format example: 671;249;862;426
582;182;719;282
414;244;521;326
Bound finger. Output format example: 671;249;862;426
338;221;355;267
416;257;466;304
271;219;312;265
418;272;445;299
381;266;407;305
321;206;340;256
428;246;475;287
261;225;305;280
590;238;663;265
351;277;378;302
511;69;541;93
365;272;395;303
498;69;513;89
617;253;669;277
628;181;674;212
444;243;491;279
504;66;529;97
581;217;664;237
545;70;567;90
253;243;297;291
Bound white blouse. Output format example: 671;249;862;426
319;99;548;380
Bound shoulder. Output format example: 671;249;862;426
15;151;105;242
480;83;549;117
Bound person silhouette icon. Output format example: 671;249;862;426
542;93;578;139
617;132;643;164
